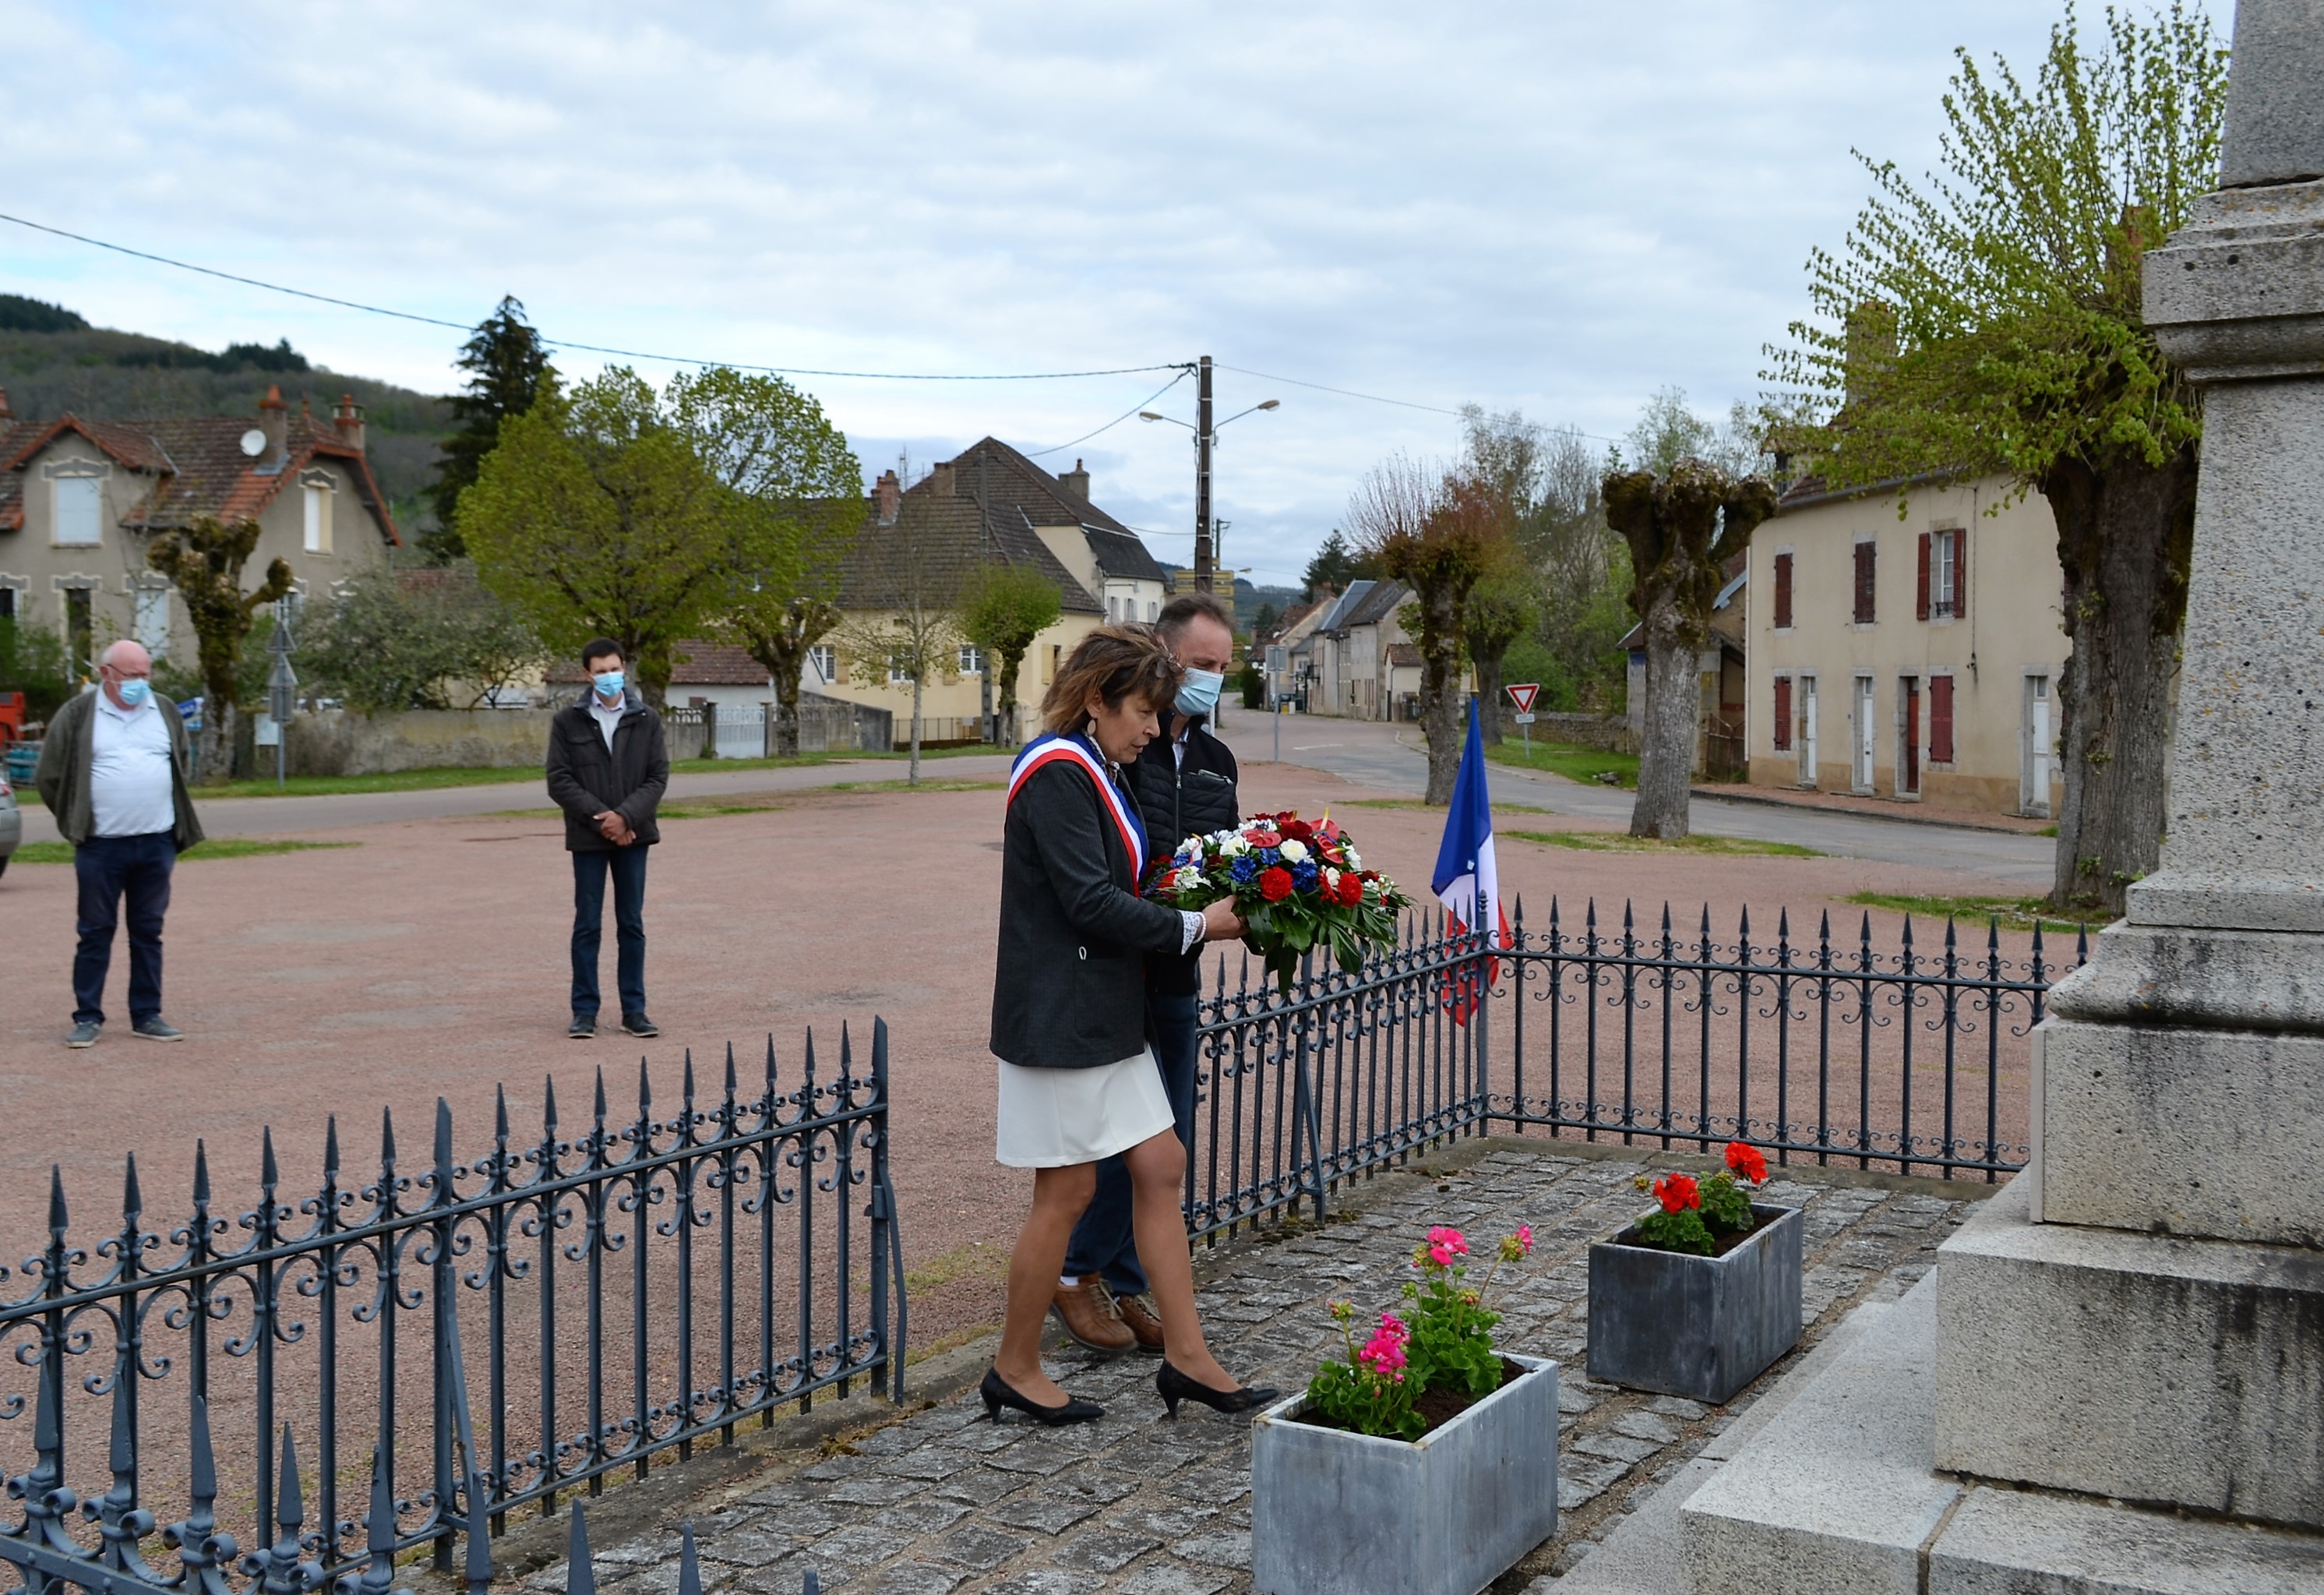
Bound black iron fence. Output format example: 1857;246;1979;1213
1188;900;2086;1235
0;1024;903;1595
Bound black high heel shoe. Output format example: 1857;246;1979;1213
1157;1360;1282;1419
980;1367;1105;1426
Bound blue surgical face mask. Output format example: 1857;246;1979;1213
1174;668;1224;718
116;678;152;708
592;670;625;700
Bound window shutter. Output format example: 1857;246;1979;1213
1853;542;1876;623
1773;677;1792;750
1952;530;1966;622
1916;532;1931;620
1773;552;1793;630
1930;676;1955;763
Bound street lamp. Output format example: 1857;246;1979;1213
1143;360;1279;593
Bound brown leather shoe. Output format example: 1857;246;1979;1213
1049;1283;1136;1354
1113;1290;1166;1354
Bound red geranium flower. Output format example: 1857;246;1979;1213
1724;1142;1769;1184
1652;1172;1701;1214
1259;866;1294;902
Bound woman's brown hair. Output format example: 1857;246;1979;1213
1039;624;1186;735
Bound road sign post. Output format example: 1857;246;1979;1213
1505;683;1540;760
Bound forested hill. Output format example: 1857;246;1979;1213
0;293;450;528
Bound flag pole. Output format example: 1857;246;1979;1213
1472;696;1490;1133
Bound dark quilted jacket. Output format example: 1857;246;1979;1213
1126;718;1240;996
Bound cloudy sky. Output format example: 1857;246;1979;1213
2;2;2231;588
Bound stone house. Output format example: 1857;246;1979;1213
1744;471;2069;815
813;438;1157;737
0;383;399;676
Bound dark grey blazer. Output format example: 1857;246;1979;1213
990;757;1186;1069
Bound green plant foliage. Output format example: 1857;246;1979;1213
427;297;551;557
1767;5;2225;492
1699;1172;1755;1233
957;563;1063;740
305;561;547;711
0;619;75;721
145;515;294;782
460;369;735;706
0;294;90;333
1635;1207;1715;1254
1300;528;1376;598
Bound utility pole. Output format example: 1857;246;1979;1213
1194;355;1214;593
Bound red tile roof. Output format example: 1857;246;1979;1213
0;411;400;545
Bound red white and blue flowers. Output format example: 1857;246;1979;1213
1147;811;1415;992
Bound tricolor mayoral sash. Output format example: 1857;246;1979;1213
1007;732;1148;885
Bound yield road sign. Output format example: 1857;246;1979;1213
1505;683;1540;715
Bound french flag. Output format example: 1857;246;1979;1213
1431;697;1511;1022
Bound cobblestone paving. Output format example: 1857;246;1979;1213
529;1146;1980;1594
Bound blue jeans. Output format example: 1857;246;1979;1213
571;846;649;1020
1063;988;1200;1297
72;831;175;1027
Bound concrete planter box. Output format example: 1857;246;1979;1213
1250;1353;1558;1595
1587;1202;1802;1404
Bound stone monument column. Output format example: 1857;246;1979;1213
1683;4;2324;1588
1931;0;2324;1531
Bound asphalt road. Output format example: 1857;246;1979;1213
1234;715;2056;887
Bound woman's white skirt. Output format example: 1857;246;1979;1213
995;1049;1173;1169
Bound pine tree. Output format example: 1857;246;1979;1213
425;296;550;559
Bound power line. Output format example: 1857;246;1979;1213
0;211;474;330
1211;362;1465;416
1021;369;1189;458
0;210;1181;382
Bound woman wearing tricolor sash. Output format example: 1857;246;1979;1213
983;625;1278;1426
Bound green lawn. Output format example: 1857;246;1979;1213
9;838;358;865
1843;891;2086;935
1482;739;1639;789
12;742;1001;805
1504;828;1820;859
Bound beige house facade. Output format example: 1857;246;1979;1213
0;384;399;678
1745;473;2068;817
813;438;1156;739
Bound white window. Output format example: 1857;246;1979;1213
959;645;984;676
888;648;912;683
53;477;101;546
1107;596;1120;619
808;645;836;684
1932;528;1959;616
134;588;170;656
303;481;333;554
1146;601;1158;621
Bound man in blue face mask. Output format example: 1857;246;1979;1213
35;640;205;1048
545;639;668;1040
1051;592;1243;1357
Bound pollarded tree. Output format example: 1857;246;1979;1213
1603;461;1778;839
1464;572;1537;746
145;514;293;782
1765;4;2227;916
668;366;864;757
1351;456;1504;803
959;562;1063;746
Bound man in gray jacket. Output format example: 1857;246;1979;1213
35;640;205;1048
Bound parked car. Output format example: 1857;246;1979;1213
0;765;21;880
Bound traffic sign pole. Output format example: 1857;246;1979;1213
1505;683;1540;761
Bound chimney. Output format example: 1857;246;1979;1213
333;393;366;452
930;460;957;497
874;468;901;525
258;384;288;466
1056;457;1090;501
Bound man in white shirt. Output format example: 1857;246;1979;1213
34;640;203;1048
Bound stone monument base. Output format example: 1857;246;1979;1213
1679;1269;2324;1594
